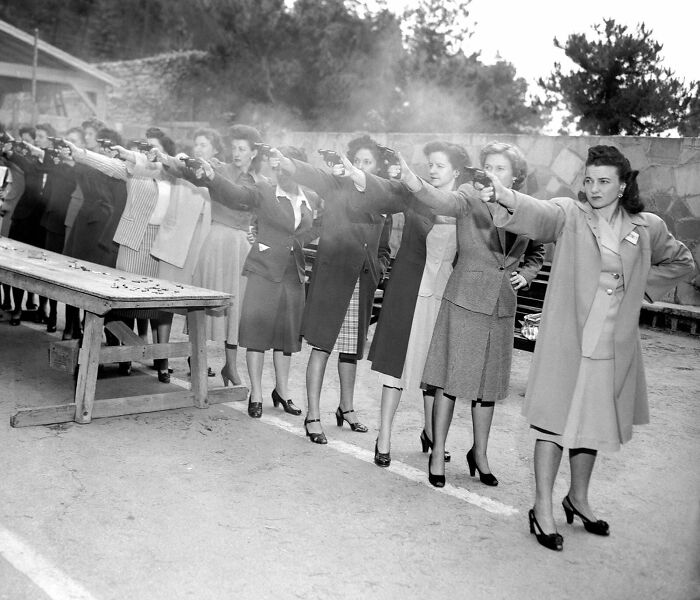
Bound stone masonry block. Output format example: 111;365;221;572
685;195;700;218
526;137;555;168
550;147;585;186
674;217;700;244
647;138;682;164
637;165;674;194
673;163;700;197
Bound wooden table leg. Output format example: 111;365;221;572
74;312;104;424
187;308;208;409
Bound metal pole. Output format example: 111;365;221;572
31;28;38;124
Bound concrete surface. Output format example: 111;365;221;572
0;307;698;600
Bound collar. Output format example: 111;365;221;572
276;184;311;210
575;198;647;227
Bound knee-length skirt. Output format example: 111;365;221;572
192;223;250;343
421;298;514;401
239;254;304;353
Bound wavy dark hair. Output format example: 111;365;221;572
145;127;176;156
229;124;263;173
423;140;472;187
278;145;307;163
582;145;643;213
96;127;122;147
479;141;528;191
347;134;385;176
193;127;224;158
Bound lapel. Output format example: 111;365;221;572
484;201;507;256
618;210;647;285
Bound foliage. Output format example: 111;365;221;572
539;19;698;135
0;0;549;133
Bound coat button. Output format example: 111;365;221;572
606;288;613;295
499;266;504;271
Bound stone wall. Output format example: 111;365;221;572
267;132;700;306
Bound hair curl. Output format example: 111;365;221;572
346;134;385;175
228;124;263;172
278;145;307;163
96;127;122;147
479;141;528;190
81;117;106;132
584;145;643;213
145;127;176;156
423;140;472;187
193;127;224;157
35;122;57;138
18;125;36;140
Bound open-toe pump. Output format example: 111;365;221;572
335;407;368;432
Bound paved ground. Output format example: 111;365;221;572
0;307;698;600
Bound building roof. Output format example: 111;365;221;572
0;19;120;88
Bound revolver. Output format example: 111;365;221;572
48;136;70;150
464;167;493;189
253;143;272;159
43;147;62;163
377;144;401;177
130;140;155;153
318;149;343;167
179;155;206;172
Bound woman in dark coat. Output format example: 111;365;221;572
400;142;546;489
369;141;468;467
278;137;404;443
196;147;320;418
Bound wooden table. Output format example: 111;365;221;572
0;237;247;427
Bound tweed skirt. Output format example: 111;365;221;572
239;255;304;353
421;298;514;401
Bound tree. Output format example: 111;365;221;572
539;19;698;135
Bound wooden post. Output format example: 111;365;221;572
74;312;104;424
187;308;208;409
31;28;39;124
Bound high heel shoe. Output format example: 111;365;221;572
562;495;610;536
221;368;240;387
466;448;498;486
157;370;171;384
247;396;263;418
374;439;391;467
529;508;563;551
335;407;368;432
271;388;301;415
427;453;445;488
419;429;451;462
304;417;327;444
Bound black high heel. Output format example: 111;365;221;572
466;448;498;486
247;396;262;418
335;407;368;432
562;495;610;536
374;439;391;467
529;508;563;551
304;417;327;444
419;429;451;462
427;453;445;488
272;388;302;415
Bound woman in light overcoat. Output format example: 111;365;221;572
468;145;694;551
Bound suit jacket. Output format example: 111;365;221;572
413;181;546;317
493;193;695;443
207;174;319;283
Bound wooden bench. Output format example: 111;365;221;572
639;301;700;335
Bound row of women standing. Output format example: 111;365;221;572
192;137;693;555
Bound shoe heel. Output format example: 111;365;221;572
272;395;280;408
563;504;574;524
221;369;230;387
466;448;477;477
335;408;343;427
419;430;431;453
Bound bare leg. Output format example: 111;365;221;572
430;389;455;477
136;318;149;340
246;349;265;403
337;355;357;412
567;448;599;519
533;439;564;534
305;348;329;434
222;342;242;386
377;385;402;453
423;390;435;437
471;399;496;474
11;287;24;320
272;350;291;399
154;314;173;374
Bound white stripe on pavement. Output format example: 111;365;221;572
0;524;99;600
